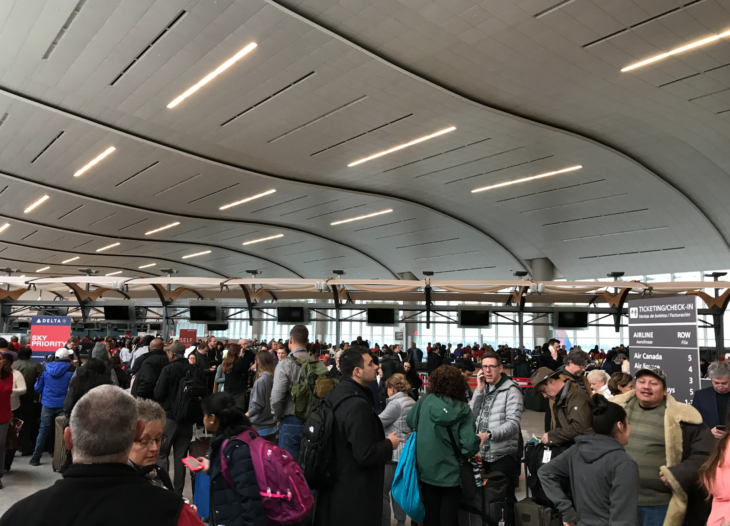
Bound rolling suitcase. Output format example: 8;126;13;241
514;498;561;526
458;471;509;526
52;416;68;472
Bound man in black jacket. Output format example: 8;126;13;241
154;342;200;494
427;345;442;375
193;342;216;394
131;338;169;400
0;385;201;526
313;346;401;526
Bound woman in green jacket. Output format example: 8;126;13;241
407;365;487;526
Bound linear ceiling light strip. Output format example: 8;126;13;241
145;222;180;235
219;189;276;210
36;266;50;272
74;146;116;177
242;234;284;245
167;42;257;108
24;195;49;213
622;29;730;72
139;263;156;269
96;242;120;252
62;257;79;264
0;223;8;233
348;127;456;167
331;209;393;225
182;250;211;259
471;165;582;193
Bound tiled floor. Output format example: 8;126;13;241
1;410;547;521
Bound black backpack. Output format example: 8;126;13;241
524;442;570;508
298;391;356;490
171;369;206;425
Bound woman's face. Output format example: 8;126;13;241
277;349;286;361
129;420;164;467
203;413;219;433
403;362;411;373
387;386;397;398
618;381;633;394
188;354;197;365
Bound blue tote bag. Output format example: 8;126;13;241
392;401;425;523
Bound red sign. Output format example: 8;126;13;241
30;316;72;356
179;329;197;346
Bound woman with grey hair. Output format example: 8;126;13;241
128;399;173;491
587;369;612;399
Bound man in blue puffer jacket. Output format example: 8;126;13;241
30;348;75;466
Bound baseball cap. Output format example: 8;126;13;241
530;367;560;389
618;353;627;360
55;348;73;360
635;366;667;387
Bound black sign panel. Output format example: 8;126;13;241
628;296;699;404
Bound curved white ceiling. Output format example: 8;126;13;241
0;0;726;280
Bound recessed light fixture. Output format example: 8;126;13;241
219;189;276;210
0;223;8;233
36;266;50;272
106;271;122;276
139;263;156;269
242;234;284;245
96;242;120;252
331;209;393;225
167;42;257;108
24;195;49;214
471;165;582;193
622;29;730;72
62;257;79;264
347;127;456;167
182;250;211;259
74;146;116;177
145;222;180;235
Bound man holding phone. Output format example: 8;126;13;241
692;361;730;438
470;351;524;526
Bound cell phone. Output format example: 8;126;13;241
182;456;204;471
718;425;726;430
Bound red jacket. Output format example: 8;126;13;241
0;374;14;424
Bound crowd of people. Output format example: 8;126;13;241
1;328;729;526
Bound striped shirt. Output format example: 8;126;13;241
624;397;672;506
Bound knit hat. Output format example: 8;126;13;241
91;342;108;360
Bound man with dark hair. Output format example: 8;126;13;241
271;324;315;461
154;342;200;494
540;338;562;370
555;349;591;394
130;335;155;369
1;385;203;526
314;346;402;526
472;350;523;525
454;358;476;402
0;338;15;361
427;344;442;375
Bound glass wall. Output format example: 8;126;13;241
174;268;730;350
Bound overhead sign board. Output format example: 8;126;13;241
179;329;197;347
30;316;72;358
628;296;699;404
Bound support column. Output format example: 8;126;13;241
253;318;264;341
530;258;556;347
397;272;419;349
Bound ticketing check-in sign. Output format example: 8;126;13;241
30;316;72;358
628;296;699;404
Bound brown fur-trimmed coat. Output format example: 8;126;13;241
611;391;714;526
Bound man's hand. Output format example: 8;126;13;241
387;432;405;450
712;426;726;439
540;433;550;444
194;457;210;473
478;432;490;446
476;370;486;392
563;521;577;526
210;365;216;372
659;471;671;488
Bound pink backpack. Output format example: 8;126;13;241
220;429;313;525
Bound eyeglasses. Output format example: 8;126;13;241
481;365;501;370
138;436;163;449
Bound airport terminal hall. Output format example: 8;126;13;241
3;1;730;525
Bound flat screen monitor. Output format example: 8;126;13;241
554;311;589;329
148;323;162;331
366;308;398;327
103;305;132;321
277;307;307;324
207;323;229;332
190;306;218;323
458;310;491;328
